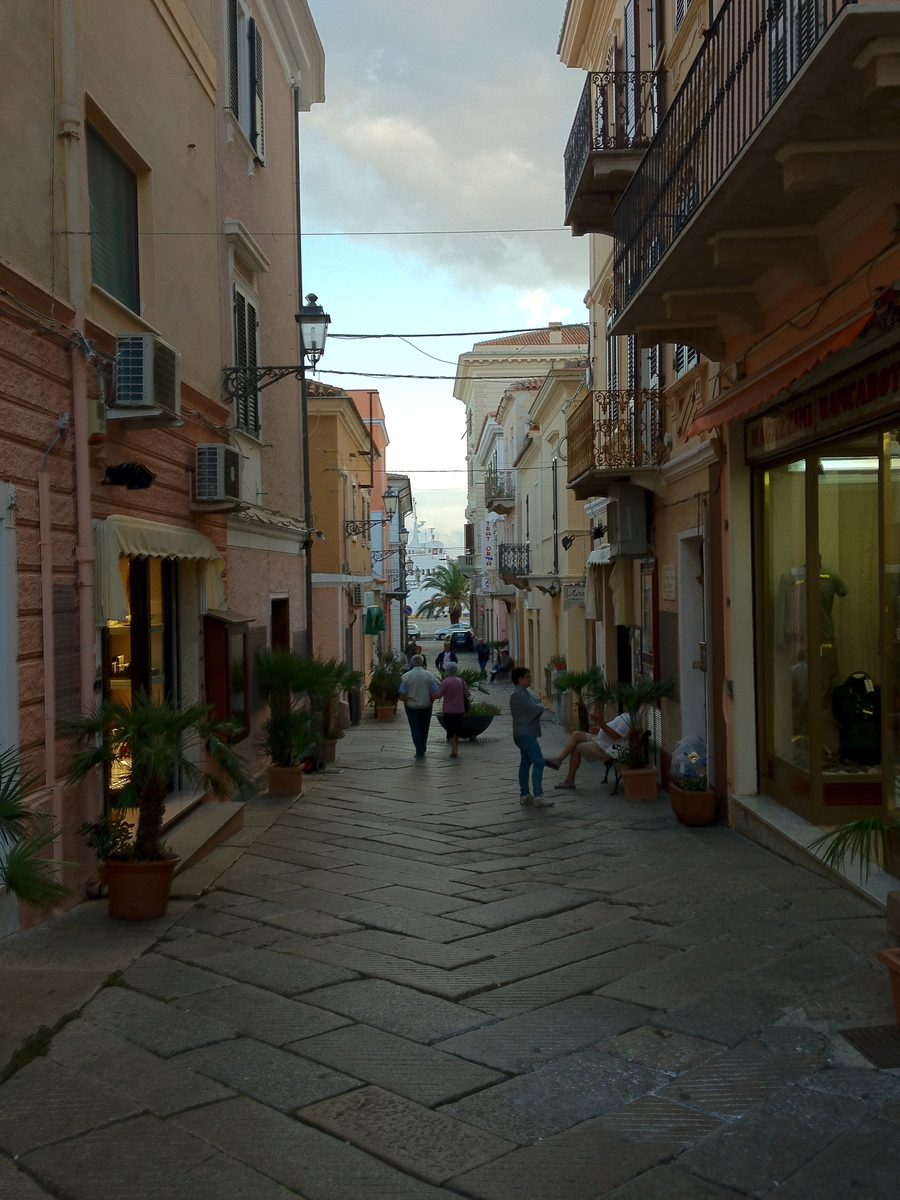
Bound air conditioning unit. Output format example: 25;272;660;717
350;583;364;607
110;334;182;424
195;444;241;502
606;483;650;558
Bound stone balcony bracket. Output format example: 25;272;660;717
854;38;900;98
777;139;900;194
663;288;762;333
708;228;828;287
635;324;725;363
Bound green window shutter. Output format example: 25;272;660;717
249;19;265;164
86;126;139;312
232;285;260;436
227;0;240;113
246;298;260;435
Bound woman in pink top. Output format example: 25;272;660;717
433;663;471;758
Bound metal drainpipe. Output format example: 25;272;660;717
60;0;96;719
293;83;314;657
38;417;70;798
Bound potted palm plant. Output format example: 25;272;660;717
0;747;70;911
256;648;317;794
308;658;363;762
612;678;674;802
436;668;500;739
368;646;405;720
63;692;249;919
553;666;606;731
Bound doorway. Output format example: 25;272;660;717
678;533;708;746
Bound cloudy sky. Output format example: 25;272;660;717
301;0;588;549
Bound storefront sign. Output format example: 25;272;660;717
661;563;676;601
746;344;900;462
563;583;586;610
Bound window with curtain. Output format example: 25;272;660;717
86;125;139;312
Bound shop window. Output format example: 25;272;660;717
86;125;139;312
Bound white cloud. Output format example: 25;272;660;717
516;290;572;328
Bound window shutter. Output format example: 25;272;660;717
227;0;240;114
249;19;265;164
86;126;139;312
246;298;260;434
233;285;259;436
627;335;637;390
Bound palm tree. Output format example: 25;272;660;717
417;563;471;624
553;667;607;732
0;746;70;908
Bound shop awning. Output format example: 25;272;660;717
585;546;610;566
687;306;878;437
94;515;225;624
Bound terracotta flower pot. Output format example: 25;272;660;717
267;764;304;796
105;856;179;921
669;783;716;826
621;766;658;802
323;739;338;763
375;705;396;721
878;947;900;1028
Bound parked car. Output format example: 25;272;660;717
435;624;474;649
406;623;421;640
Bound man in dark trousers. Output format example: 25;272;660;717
398;654;439;758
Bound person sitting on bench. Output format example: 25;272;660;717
544;711;631;789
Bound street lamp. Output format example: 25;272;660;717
297;294;331;367
345;487;401;537
399;526;409;547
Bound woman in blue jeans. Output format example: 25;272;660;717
508;667;553;807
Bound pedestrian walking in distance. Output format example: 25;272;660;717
433;662;470;758
509;666;553;807
436;640;457;673
476;638;490;676
545;711;631;789
399;654;439;758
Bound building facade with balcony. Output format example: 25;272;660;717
0;0;324;932
559;0;727;791
455;324;589;665
564;0;900;886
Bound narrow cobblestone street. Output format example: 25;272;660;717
2;698;900;1199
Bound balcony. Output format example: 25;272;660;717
566;390;665;500
498;543;530;586
564;70;664;236
484;468;516;514
611;0;900;350
457;553;477;578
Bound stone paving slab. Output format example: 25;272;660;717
464;941;676;1016
179;1093;452;1199
352;885;482;914
20;1114;220;1199
298;1084;515;1184
46;1019;235;1115
0;1057;143;1157
656;1038;820;1117
120;952;237;1001
602;1024;723;1075
291;1022;504;1105
450;886;597;930
763;1120;900;1198
326;928;494;969
185;946;358;997
0;1155;55;1198
602;1166;739;1199
176;1036;360;1112
676;1083;869;1197
82;985;234;1057
173;981;352;1045
440;1047;667;1143
302;978;495;1043
342;903;487;942
437;995;651;1073
142;1151;299;1200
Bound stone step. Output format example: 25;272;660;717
165;800;245;876
160;789;207;834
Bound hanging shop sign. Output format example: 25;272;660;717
563;583;586;610
746;343;900;463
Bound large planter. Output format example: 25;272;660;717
878;947;900;1028
437;713;496;740
105;856;179;921
669;783;716;826
621;766;658;802
375;705;397;721
267;764;304;795
323;739;339;763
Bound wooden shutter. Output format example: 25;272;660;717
249;19;265;163
233;285;260;435
227;0;240;114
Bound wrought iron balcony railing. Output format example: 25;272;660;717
613;0;853;314
564;70;664;215
567;390;665;484
484;468;516;512
498;543;530;577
